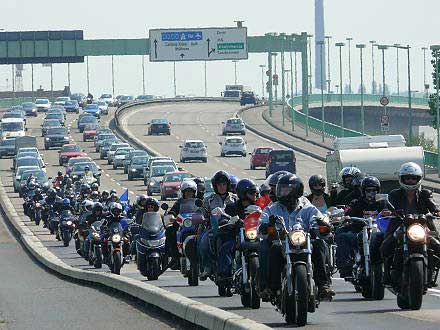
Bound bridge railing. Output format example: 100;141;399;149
286;94;437;168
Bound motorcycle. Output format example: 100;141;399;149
270;216;318;327
81;175;98;186
378;194;440;310
233;205;261;309
57;210;76;247
323;207;345;278
88;220;104;269
102;218;131;275
136;212;167;280
33;200;44;226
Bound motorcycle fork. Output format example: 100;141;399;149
240;230;248;285
363;227;370;277
285;238;294;296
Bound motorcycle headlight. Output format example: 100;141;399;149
183;218;192;228
289;230;306;246
66;220;73;226
149;182;155;186
112;234;121;243
45;137;50;141
407;224;426;243
92;232;100;239
35;203;41;207
245;229;258;240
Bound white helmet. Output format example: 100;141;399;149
180;180;197;194
399;162;423;191
82;199;94;212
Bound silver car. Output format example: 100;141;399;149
219;136;247;157
112;147;134;169
222;117;246;135
107;142;130;165
127;155;149;180
179;139;207;163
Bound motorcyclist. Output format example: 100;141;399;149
336;176;385;278
216;179;259;282
134;194;148;225
331;166;361;206
381;162;440;282
131;197;161;256
100;190;110;205
193;177;206;200
229;175;239;194
80;183;91;200
259;183;271;198
84;166;94;178
306;174;334;212
258;173;335;300
266;170;290;203
54;171;64;188
78;199;94;224
90;190;100;202
91;182;99;192
102;203;130;261
199;171;238;279
167;180;198;268
83;202;105;259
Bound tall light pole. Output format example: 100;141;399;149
281;34;286;125
317;40;325;142
142;55;146;95
422;47;428;97
204;61;207;97
394;44;401;96
31;64;34;102
336;42;345;137
307;34;313;94
86;56;90;95
111;56;115;97
370;40;377;94
232;60;239;85
399;45;412;145
294;52;298;95
325;35;332;94
12;65;15;101
259;64;266;98
50;64;54;101
272;53;278;101
377;45;389;115
357;44;366;135
173;62;177;97
67;63;71;90
346;37;353;93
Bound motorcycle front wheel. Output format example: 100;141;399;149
112;251;122;275
407;259;424;310
286;264;308;326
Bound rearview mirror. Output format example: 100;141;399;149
161;203;169;211
219;142;222;145
375;194;389;202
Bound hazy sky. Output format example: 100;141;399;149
0;0;438;97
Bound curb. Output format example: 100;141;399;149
0;178;271;330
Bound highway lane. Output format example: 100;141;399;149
0;185;176;329
2;104;440;329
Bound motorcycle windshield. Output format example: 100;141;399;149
61;210;73;219
142;212;164;234
179;198;199;214
109;222;123;234
91;220;103;231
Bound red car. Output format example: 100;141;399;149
249;147;273;170
58;144;86;166
65;156;92;174
83;123;99;142
160;171;192;200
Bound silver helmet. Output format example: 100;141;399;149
399;162;423;191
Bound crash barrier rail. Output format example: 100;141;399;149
286;95;437;169
0;96;59;108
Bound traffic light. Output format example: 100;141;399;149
272;74;279;86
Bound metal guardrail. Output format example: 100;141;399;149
286;95;437;169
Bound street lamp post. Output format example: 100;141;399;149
272;54;278;101
357;44;366;135
294;52;298;95
394;44;401;96
307;34;313;94
204;61;207;97
422;47;428;97
370;40;377;94
325;36;332;94
111;56;115;98
281;34;286;125
173;62;177;97
377;45;389;115
347;37;353;93
31;64;34;102
142;55;146;95
86;56;90;95
50;64;54;101
232;60;239;85
317;40;325;142
67;63;71;90
12;65;15;102
336;42;345;137
259;64;266;98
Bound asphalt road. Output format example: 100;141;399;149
1;103;439;329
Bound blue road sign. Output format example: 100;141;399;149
161;31;203;42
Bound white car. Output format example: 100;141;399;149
99;94;114;105
53;96;70;106
222;117;246;135
219;136;247;157
35;98;51;112
94;100;109;115
179;139;207;163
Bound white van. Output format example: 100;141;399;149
1;118;26;139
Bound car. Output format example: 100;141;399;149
70;93;86;107
41;119;61;137
135;95;154;101
54;96;70;106
159;171;192;200
145;163;178;195
44;127;70;149
13;166;41;193
112;147;134;169
148;158;176;172
147;118;171;135
107;142;130;165
98;94;114;105
222;117;245;135
64;100;80;113
14;156;45;173
13;151;43;170
21;102;37;117
45;112;65;126
127;155;149;181
117;95;134;107
18;170;49;196
95;133;116;152
0;138;16;158
99;139;120;159
179;139;207;163
58;144;86;166
123;149;149;174
3;110;26;122
77;113;93;127
1;117;26;139
265;149;296;178
249;147;273;170
96;128;112;135
83;123;100;141
70;161;101;185
65;156;92;175
48;107;66;119
83;104;101;118
93;101;108;115
35;98;51;112
219;136;247;157
240;91;257;106
78;115;98;133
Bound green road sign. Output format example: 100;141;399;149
217;43;244;50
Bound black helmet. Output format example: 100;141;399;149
276;174;304;209
42;182;51;192
47;188;57;197
211;170;230;194
259;183;271;195
236;179;259;202
57;171;63;176
193;177;205;193
65;178;73;186
361;176;381;202
81;183;91;193
308;175;326;196
268;171;290;187
92;202;103;213
91;182;99;191
28;182;36;190
136;194;147;208
145;197;160;212
84;166;90;171
101;190;109;198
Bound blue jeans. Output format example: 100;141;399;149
83;233;92;258
199;230;214;272
335;226;357;276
